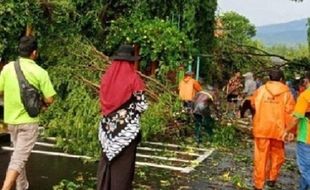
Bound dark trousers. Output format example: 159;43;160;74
96;134;140;190
183;101;193;113
194;114;214;143
240;99;255;118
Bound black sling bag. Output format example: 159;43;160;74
14;58;42;117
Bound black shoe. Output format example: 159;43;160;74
266;180;276;187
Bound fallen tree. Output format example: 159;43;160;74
41;38;183;157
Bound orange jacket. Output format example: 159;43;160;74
251;81;295;140
178;76;202;101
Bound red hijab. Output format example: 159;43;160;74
100;60;145;116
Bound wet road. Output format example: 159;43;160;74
0;135;97;190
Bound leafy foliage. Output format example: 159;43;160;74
267;44;309;59
0;1;218;157
41;38;106;157
131;0;217;78
211;125;239;147
140;92;183;140
53;172;96;190
266;44;310;77
286;57;310;75
0;1;42;59
219;11;256;43
212;12;270;84
184;0;218;80
0;1;102;60
106;17;194;77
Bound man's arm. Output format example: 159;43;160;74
0;67;5;96
193;80;202;92
40;71;56;107
43;96;54;106
242;81;249;94
250;88;259;109
226;80;231;95
285;92;297;132
284;92;307;141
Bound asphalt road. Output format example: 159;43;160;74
0;134;96;190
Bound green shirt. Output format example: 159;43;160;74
293;87;310;144
0;57;56;124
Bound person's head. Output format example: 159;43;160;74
235;71;241;77
185;71;194;77
242;72;254;80
268;69;284;82
111;44;140;63
206;84;215;95
19;36;38;59
301;71;310;88
286;80;293;87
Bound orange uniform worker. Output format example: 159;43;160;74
179;71;202;101
251;70;295;190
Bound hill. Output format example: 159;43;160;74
254;18;308;46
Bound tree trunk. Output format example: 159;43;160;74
134;44;140;71
150;60;159;76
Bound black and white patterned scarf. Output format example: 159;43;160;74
99;92;147;161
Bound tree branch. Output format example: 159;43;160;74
137;71;177;97
76;76;100;89
231;41;291;62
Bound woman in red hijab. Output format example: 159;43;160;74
97;45;148;190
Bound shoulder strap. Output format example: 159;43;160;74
14;58;29;89
199;91;214;101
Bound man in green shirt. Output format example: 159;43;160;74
0;36;56;190
293;72;310;190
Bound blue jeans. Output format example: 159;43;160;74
297;142;310;190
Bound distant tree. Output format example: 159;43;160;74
267;44;309;59
219;11;256;43
214;12;270;83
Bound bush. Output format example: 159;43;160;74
211;125;239;147
140;92;183;140
53;172;96;190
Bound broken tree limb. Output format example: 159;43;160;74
91;46;110;63
26;24;33;36
72;46;178;102
76;76;99;90
229;40;291;62
77;75;162;102
138;71;177;97
144;88;159;101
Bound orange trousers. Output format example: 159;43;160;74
253;138;285;189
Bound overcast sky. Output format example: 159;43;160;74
217;0;310;26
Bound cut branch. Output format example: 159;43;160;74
76;76;99;89
230;40;291;62
233;51;290;64
91;46;110;63
138;71;177;97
